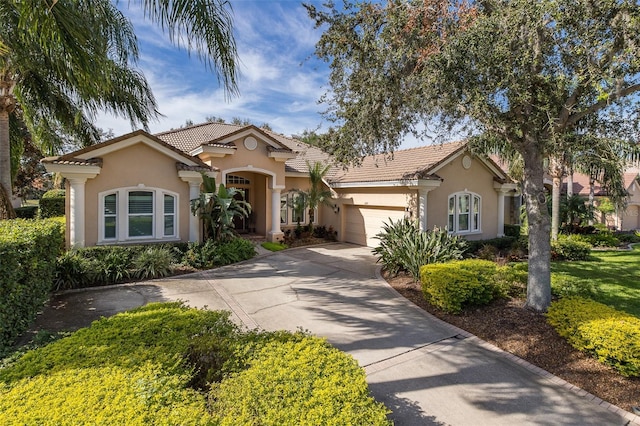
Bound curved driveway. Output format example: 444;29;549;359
36;243;638;425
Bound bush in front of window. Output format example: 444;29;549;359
374;217;467;281
38;189;65;218
180;238;256;269
132;246;176;280
420;259;501;314
0;218;64;352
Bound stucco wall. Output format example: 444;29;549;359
203;136;287;187
621;180;640;230
427;154;500;239
83;142;191;246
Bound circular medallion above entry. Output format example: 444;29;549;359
462;155;472;169
244;136;258;151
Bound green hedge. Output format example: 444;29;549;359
420;259;502;314
210;337;391;425
0;303;389;425
39;189;65;218
551;235;592;260
14;206;38;219
0;219;64;351
547;297;640;377
54;238;257;290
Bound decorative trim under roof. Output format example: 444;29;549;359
41;157;103;167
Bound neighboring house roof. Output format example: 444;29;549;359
42;129;216;172
563;170;639;197
328;141;470;184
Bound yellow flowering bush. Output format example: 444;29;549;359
210;337;391;425
1;302;390;424
547;297;640;377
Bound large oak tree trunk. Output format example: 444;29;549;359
521;143;552;312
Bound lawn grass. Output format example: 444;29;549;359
261;241;288;251
551;244;640;317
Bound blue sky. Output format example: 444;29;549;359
97;1;331;139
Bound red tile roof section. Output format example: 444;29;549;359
329;141;467;183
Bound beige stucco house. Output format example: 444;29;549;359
560;168;640;231
43;122;520;248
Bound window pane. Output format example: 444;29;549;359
458;194;469;213
104;194;117;215
164;194;175;214
164;215;174;236
104;217;116;239
129;216;153;237
129;191;153;214
473;196;480;231
448;197;455;214
280;195;288;224
458;213;469;231
293;193;305;223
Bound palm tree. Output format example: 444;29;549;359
0;0;237;209
191;174;251;242
299;161;333;233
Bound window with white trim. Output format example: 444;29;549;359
448;192;481;234
103;193;117;240
99;188;178;243
280;192;317;225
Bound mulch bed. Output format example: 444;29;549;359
384;271;640;412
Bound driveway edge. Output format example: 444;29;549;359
374;265;640;426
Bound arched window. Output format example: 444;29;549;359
448;192;481;234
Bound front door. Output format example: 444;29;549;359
233;189;249;233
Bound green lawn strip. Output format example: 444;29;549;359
551;245;640;317
261;241;288;251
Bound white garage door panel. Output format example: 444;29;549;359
345;206;405;247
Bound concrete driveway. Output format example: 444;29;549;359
28;243;639;425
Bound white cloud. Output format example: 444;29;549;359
97;1;329;139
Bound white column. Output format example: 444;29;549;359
68;178;87;248
268;186;284;242
188;181;201;242
497;190;506;237
416;182;440;232
418;188;428;232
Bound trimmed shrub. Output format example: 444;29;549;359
547;297;640;377
213;237;256;266
464;236;518;256
374;218;467;281
39;189;65;218
503;224;521;237
551;234;592;260
494;262;528;298
581;231;620;248
209;337;391;426
0;303;231;424
180;238;256;270
420;259;500;314
0;219;64;351
0;303;390;425
550;273;599;299
14;206;38;219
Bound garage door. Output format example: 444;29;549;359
344;206;406;247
